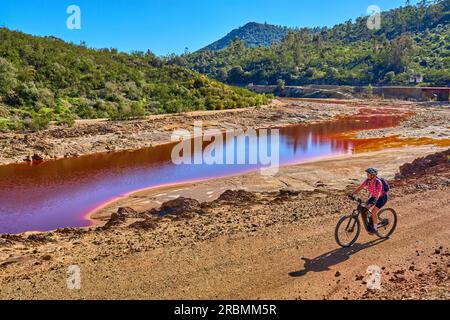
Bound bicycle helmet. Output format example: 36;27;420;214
365;167;378;175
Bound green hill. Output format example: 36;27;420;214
175;0;450;87
202;22;291;51
0;28;269;131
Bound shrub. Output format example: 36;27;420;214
27;108;53;131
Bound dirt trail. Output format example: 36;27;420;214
133;189;448;300
0;188;447;300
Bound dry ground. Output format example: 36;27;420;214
0;149;448;300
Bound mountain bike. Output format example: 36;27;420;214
335;195;397;248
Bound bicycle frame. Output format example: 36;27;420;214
347;198;373;232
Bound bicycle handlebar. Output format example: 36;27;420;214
348;194;363;204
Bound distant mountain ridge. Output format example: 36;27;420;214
202;22;291;51
178;0;450;87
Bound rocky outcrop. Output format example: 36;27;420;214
102;211;127;229
395;148;450;179
149;197;203;217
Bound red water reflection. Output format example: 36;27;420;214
0;107;415;233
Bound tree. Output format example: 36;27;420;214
228;37;246;53
387;34;415;72
0;58;17;96
228;66;245;84
0;27;268;131
217;68;229;82
276;79;286;90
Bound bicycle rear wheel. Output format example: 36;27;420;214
335;215;361;248
376;208;397;239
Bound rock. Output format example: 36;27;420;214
277;189;301;198
150;197;203;217
117;207;145;219
41;254;52;261
0;257;24;267
355;275;364;281
102;211;127;229
394;269;405;275
335;271;341;277
64;152;80;158
31;153;44;161
0;234;23;242
56;227;74;234
217;189;256;203
118;207;137;215
27;234;51;243
129;219;157;230
316;181;326;187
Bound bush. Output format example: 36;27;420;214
26;108;53;131
109;101;146;120
0;118;25;131
56;111;76;127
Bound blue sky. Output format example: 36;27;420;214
0;0;417;56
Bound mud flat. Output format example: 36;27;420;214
356;101;450;141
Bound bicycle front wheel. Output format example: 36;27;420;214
335;215;361;248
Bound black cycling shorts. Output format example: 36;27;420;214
367;194;388;209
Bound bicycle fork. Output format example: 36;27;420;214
345;211;359;232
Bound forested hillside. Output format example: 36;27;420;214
175;0;450;87
0;29;269;131
202;22;291;51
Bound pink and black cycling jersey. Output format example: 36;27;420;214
363;178;384;198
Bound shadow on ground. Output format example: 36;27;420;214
289;238;388;277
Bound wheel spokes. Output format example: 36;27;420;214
339;217;357;244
